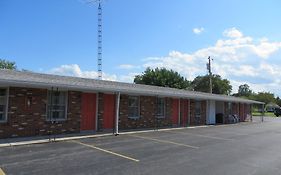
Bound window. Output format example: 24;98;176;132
0;88;8;122
47;91;67;121
195;101;201;124
156;97;165;117
227;102;232;114
128;96;140;119
195;101;201;116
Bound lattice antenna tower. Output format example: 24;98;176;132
85;0;103;80
97;0;102;80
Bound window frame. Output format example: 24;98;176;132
128;96;140;119
0;87;9;123
194;100;202;124
156;97;166;118
46;90;68;121
195;100;201;116
227;102;232;114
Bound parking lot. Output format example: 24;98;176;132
1;117;281;175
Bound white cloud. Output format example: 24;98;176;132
119;72;139;82
47;28;281;96
193;27;204;35
253;41;281;58
223;27;243;38
118;64;140;70
138;27;281;95
49;64;117;81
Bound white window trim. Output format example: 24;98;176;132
0;87;9;123
46;90;68;122
156;97;166;118
128;96;140;119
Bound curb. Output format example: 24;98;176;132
0;122;253;148
0;133;113;148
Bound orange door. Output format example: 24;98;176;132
103;94;115;129
81;93;96;131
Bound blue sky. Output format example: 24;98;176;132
1;0;281;95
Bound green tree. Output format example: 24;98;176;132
134;67;191;89
191;74;232;95
0;59;16;70
276;97;281;107
235;84;253;97
252;92;276;105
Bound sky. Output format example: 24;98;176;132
1;0;281;96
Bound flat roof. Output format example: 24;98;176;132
0;69;264;104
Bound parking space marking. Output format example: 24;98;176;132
131;135;199;149
0;168;5;175
71;140;140;162
163;130;234;141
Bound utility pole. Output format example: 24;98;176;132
207;56;213;94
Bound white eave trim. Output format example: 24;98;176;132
0;79;264;105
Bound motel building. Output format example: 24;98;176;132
0;69;264;139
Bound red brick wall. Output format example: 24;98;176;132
244;104;251;121
1;87;249;139
118;95;173;130
180;99;189;127
0;87;81;139
190;100;206;125
97;93;104;131
232;103;239;115
239;103;245;121
172;98;179;125
223;102;240;123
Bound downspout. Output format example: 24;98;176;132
178;99;181;126
261;104;264;122
95;93;99;132
48;87;53;142
115;92;120;136
238;103;240;122
250;104;253;122
188;99;191;126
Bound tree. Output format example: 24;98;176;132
0;59;16;70
276;97;281;107
134;67;191;89
252;92;276;105
191;74;232;95
235;84;253;97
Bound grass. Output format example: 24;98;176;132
252;112;276;117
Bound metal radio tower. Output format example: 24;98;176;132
84;0;103;80
97;0;103;80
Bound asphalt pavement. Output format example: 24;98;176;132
1;116;281;175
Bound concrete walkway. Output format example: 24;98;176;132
0;125;213;148
0;118;264;148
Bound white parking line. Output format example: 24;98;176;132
163;130;234;141
130;135;199;149
71;140;139;162
0;168;6;175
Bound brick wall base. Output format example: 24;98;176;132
0;87;81;139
